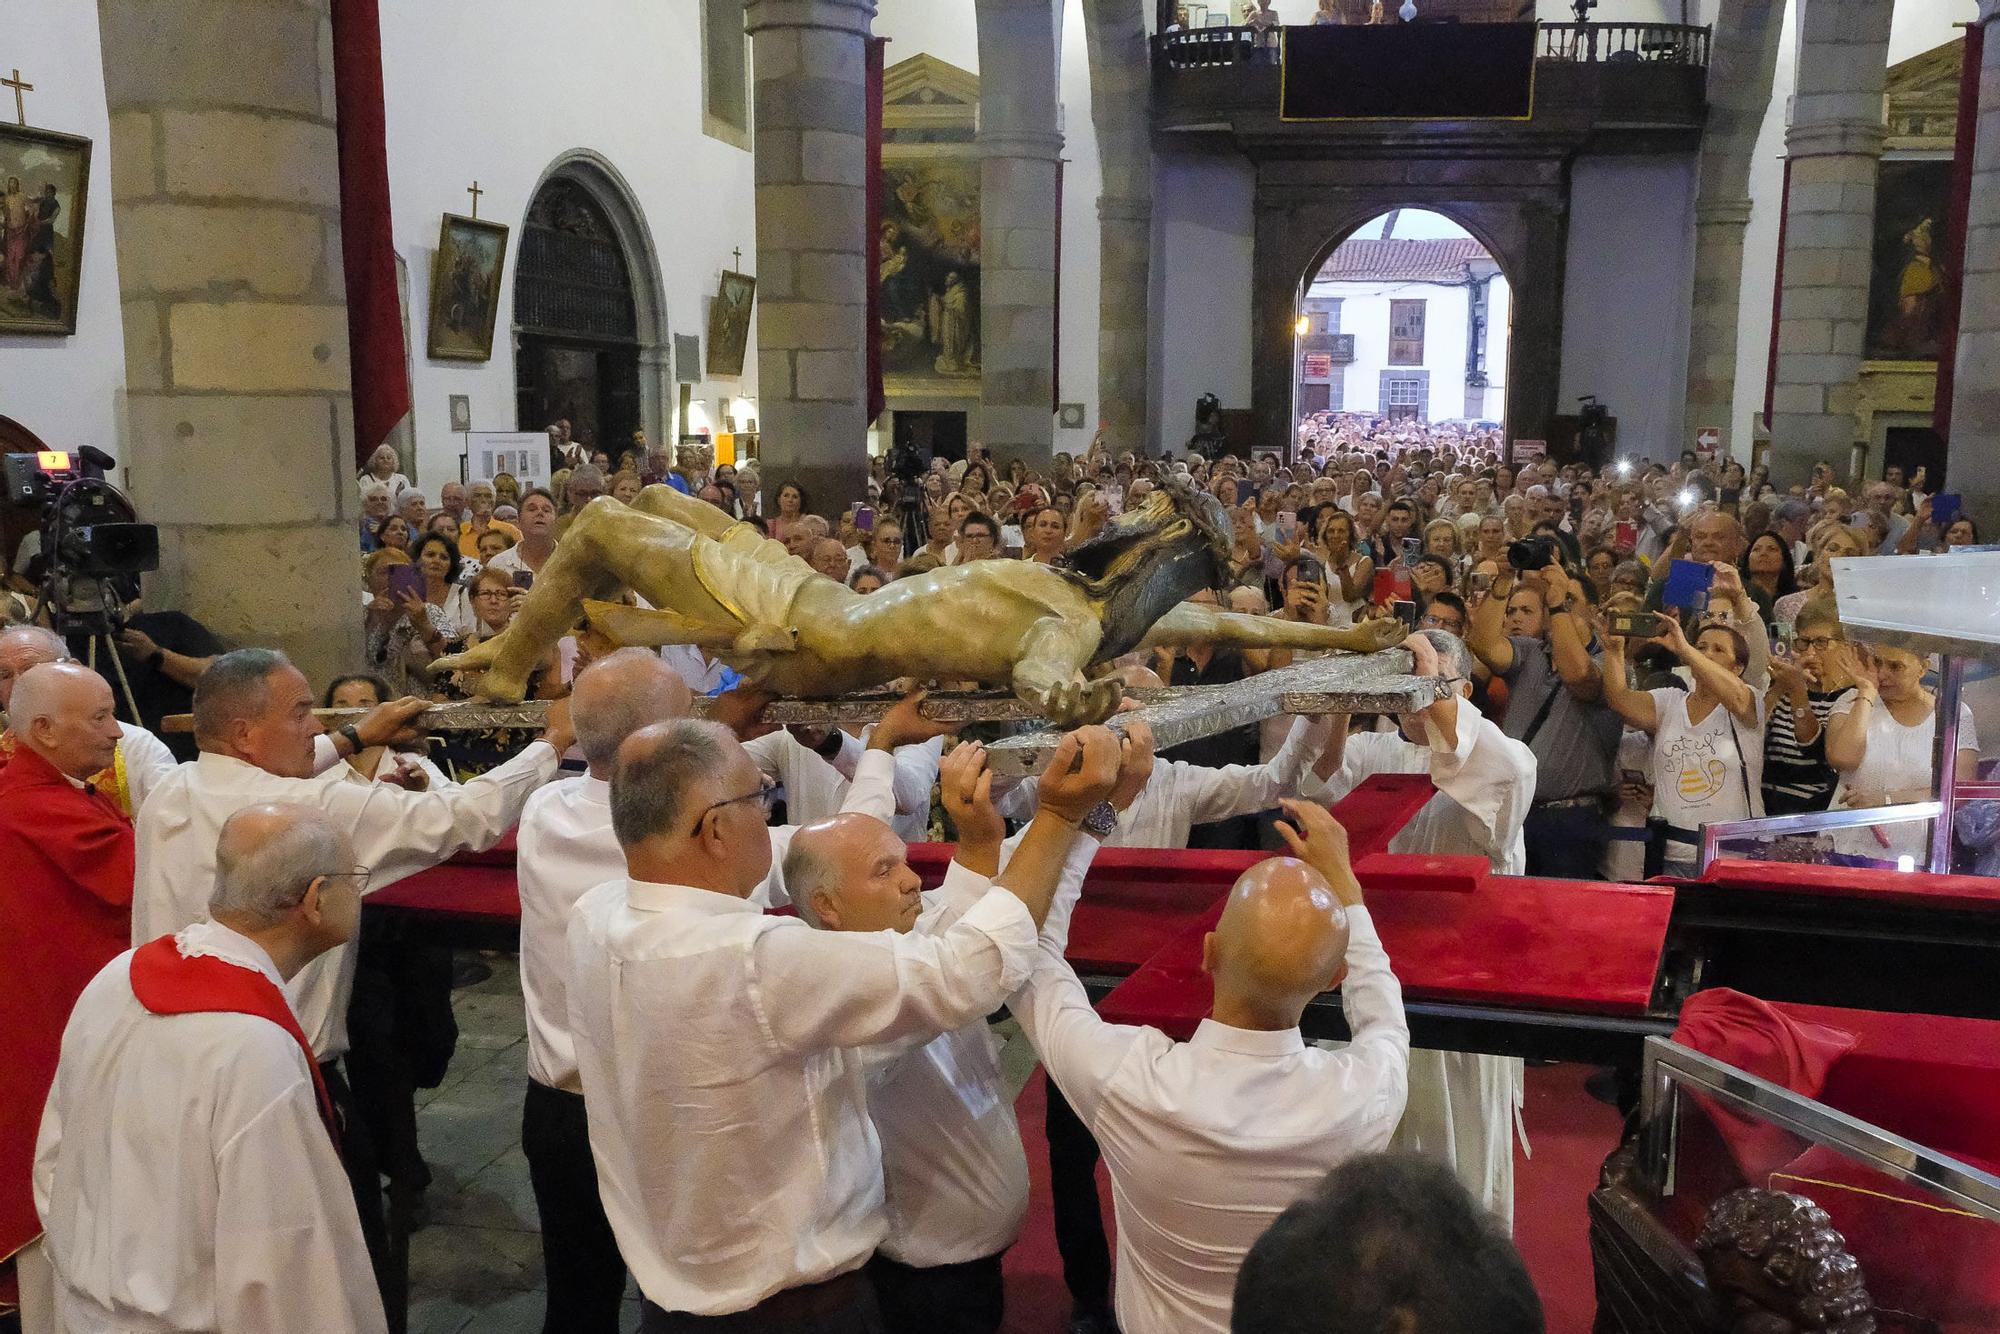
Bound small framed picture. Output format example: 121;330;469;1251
448;394;472;433
1058;403;1088;430
0;123;92;336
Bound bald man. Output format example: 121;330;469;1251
1012;798;1408;1334
808;536;853;583
0;663;139;1329
0;624;176;816
36;803;384;1333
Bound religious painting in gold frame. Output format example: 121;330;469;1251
706;270;757;378
0;123;91;336
879;54;984;401
426;213;509;361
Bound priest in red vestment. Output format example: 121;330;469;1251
0;663;135;1324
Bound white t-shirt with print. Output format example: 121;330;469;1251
1646;686;1766;844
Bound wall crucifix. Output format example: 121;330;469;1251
3;68;32;126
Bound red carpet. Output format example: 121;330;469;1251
1002;1063;1621;1333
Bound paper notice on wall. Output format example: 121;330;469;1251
1510;438;1547;463
468;432;551;486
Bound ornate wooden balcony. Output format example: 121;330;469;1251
1152;21;1709;154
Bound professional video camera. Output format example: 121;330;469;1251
3;445;159;646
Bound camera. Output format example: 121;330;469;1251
1507;534;1563;573
4;446;159;634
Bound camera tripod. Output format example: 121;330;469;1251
37;577;146;725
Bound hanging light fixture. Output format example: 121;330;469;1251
1294;314;1312;337
1399;0;1418;19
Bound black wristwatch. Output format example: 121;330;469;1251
338;723;365;754
1078;800;1118;840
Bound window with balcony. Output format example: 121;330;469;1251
1389;299;1426;365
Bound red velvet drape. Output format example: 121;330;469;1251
330;0;413;468
1934;23;1984;443
865;37;888;427
1762;157;1791;430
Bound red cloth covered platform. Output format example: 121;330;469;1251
1693;855;2000;911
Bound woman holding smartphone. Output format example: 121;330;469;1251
1312;508;1372;628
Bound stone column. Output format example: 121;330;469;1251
1084;0;1154;456
744;0;877;511
1948;0;2000;529
974;0;1063;466
1681;0;1786;460
96;0;362;685
1766;0;1895;486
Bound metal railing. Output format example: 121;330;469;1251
1152;21;1712;70
1299;332;1357;363
1537;21;1709;65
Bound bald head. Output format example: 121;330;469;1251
1687;510;1745;564
1204;858;1351;1028
210;803;360;974
572;647;693;774
808;538;852;582
784;812;921;933
9;661;122;780
0;623;69;709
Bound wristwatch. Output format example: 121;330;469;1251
338;723;365;754
1078;800;1118;840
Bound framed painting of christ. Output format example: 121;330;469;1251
0;122;91;336
706;270;756;378
426;213;509;361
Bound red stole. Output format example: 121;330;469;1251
127;937;340;1149
0;746;135;1270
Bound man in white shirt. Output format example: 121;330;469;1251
517;652;935;1332
1299;629;1537;1226
1015;799;1410;1334
132;648;573;1281
783;736;1145;1334
996;710;1332;1332
37;802;387;1334
567;720;1122;1330
747;724;943;845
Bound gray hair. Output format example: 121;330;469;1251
568;465;607;491
192;649;291;745
359;479;391;500
609;719;735;848
0;623;69;661
573;649;691;770
208;803;348;927
782;827;839;927
1418;628;1476;683
9;661;100;729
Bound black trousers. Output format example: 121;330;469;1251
866;1252;1004;1334
522;1081;628;1334
1522;802;1611;881
640;1270;883;1333
321;1061;390;1295
1044;1079;1114;1316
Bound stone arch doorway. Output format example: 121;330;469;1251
513;153;671;462
1250;170;1567;454
1292;208;1513;439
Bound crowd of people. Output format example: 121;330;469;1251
0;416;1990;1334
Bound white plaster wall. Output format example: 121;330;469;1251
1150;148;1255;449
1562;154;1698;460
1487;272;1512;405
1307;281;1473;419
378;0;758;487
0;3;124;465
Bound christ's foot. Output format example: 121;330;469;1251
432;639;532;703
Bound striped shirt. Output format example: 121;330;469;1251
1761;686;1851;815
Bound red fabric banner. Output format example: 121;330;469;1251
330;0;413;467
1763;156;1790;430
1934;21;1984;443
865;37;888;426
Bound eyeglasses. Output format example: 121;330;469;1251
689;780;777;836
1418;613;1463;633
473;589;510;601
1794;635;1835;650
314;866;373;893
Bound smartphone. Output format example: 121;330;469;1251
1392;599;1418;630
1611;611;1665;639
855;504;875;533
388;565;425;601
1371;566;1398;605
1931;492;1963;528
1401;536;1422;565
1295;555;1325;588
1615;520;1639;550
1468;570;1493;596
511;570;535;591
1276;510;1296;543
1660;559;1715;613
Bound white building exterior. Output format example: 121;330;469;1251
1296;232;1512;426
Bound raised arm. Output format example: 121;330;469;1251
1138;601;1406;657
1539;566;1603;702
1657;612;1758;728
1466;565;1515;676
1598;632;1659;732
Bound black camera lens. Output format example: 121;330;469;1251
1507;535;1561;572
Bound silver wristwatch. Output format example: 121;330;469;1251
1078;800;1118;840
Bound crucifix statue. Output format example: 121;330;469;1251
466;180;483;219
3;68;32;126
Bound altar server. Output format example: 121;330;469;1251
131;648;572;1269
517;653;928;1333
1299;629;1537;1225
783;738;1134;1334
0;624;175;816
1014;798;1409;1334
566;721;1120;1329
0;664;136;1331
35;803;387;1334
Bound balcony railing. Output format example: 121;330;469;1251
1300;332;1357;364
1152;21;1710;70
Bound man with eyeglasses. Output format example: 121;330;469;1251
1298;628;1538;1229
37;803;388;1333
567;720;1121;1331
132;649;576;1291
